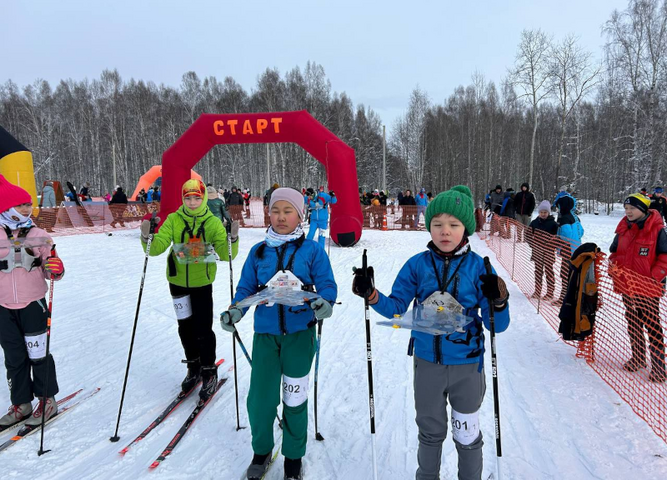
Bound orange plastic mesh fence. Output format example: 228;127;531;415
478;211;667;445
31;203;159;236
28;200;430;235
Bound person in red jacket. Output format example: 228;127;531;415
609;193;667;383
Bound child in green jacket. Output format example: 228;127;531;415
141;179;239;400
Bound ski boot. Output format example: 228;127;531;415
181;358;201;394
26;397;58;426
0;403;32;431
199;364;218;401
649;368;667;383
284;457;303;480
623;357;646;373
247;452;272;480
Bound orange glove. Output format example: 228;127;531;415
44;257;64;277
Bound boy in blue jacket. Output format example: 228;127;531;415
353;185;510;480
304;186;337;249
552;190;584;304
220;187;337;480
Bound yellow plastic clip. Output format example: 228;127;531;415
392;324;401;329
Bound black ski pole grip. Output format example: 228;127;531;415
362;249;368;276
149;211;157;234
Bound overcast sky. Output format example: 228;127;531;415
3;0;630;130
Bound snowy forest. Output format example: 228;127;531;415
1;0;666;209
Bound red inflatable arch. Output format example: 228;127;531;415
159;110;363;246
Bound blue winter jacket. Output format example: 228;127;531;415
553;193;584;255
415;193;428;206
233;237;338;335
305;192;337;222
372;243;510;365
146;190;154;202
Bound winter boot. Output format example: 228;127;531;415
649;367;667;383
649;350;666;383
247;452;272;480
623;357;646;373
181;358;201;394
26;397;58;426
199;364;218;401
284;457;303;480
0;403;33;431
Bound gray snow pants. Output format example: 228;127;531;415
0;300;59;405
414;357;486;480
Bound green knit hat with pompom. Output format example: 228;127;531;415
425;185;475;235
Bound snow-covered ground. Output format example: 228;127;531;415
1;219;667;480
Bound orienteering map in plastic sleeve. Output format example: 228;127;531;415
172;242;218;264
377;304;474;335
236;270;320;308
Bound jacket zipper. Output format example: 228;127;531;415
434;257;450;364
12;269;18;303
279;305;287;335
434;336;442;364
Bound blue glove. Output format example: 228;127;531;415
309;298;333;320
220;307;243;332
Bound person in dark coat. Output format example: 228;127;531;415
109;187;128;227
514;183;536;225
649;187;667;224
514;183;536;241
400;189;416;229
489;185;504;214
528;201;559;299
227;187;245;226
499;189;516;238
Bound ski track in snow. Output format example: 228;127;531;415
0;226;666;479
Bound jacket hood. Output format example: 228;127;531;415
617;209;662;233
181;186;209;216
521;182;530;190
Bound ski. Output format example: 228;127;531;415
119;358;225;455
0;388;83;434
244;431;283;480
0;387;100;453
148;376;228;469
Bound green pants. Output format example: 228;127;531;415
248;326;316;459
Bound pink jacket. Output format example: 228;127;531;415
0;226;63;309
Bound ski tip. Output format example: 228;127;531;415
148;460;160;469
118;447;129;456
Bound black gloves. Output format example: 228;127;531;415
479;273;509;310
353;266;377;303
329;190;336;197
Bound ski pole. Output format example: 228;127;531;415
232;327;283;428
226;223;244;431
361;250;379;480
110;212;156;442
483;257;503;479
37;245;57;456
314;319;324;441
326;206;332;257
